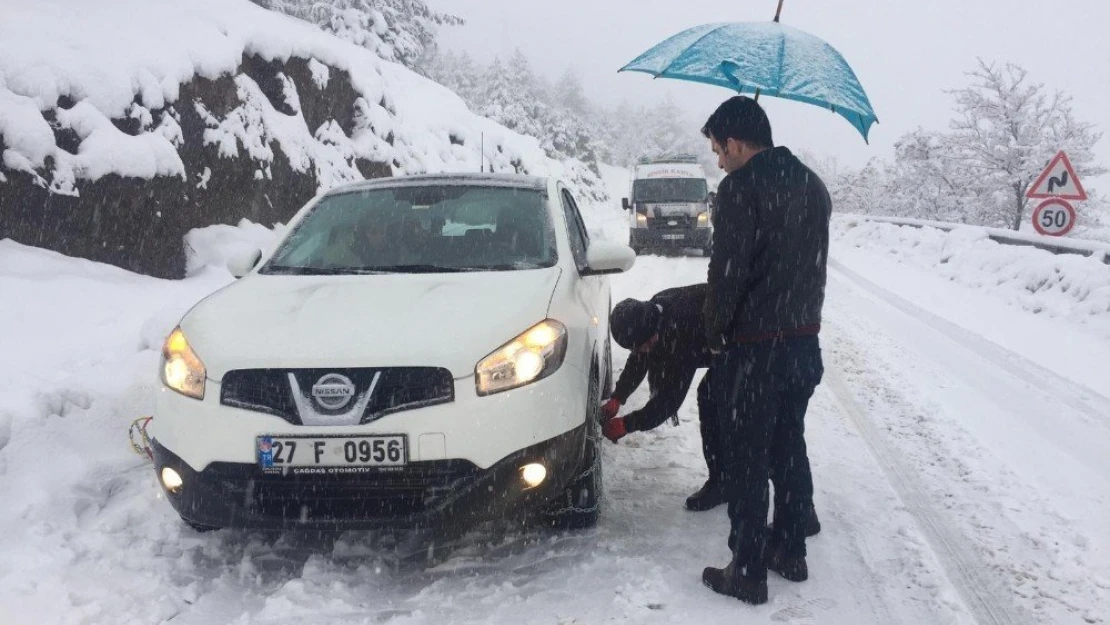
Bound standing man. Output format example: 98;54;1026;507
699;96;830;605
600;284;725;511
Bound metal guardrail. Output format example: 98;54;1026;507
855;215;1110;265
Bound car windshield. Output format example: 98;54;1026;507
262;185;557;274
632;178;708;204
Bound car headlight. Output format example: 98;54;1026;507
161;327;206;400
697;212;710;227
635;213;648;228
476;320;568;396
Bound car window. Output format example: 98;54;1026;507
262;185;557;274
632;178;709;203
560;189;589;271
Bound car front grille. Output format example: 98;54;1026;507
649;215;694;229
220;367;455;425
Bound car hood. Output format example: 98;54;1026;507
181;268;562;380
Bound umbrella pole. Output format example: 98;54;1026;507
762;0;784;101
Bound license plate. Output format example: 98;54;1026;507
257;435;407;474
662;234;685;240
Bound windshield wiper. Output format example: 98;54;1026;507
481;263;544;271
263;265;385;276
265;264;486;275
360;264;476;274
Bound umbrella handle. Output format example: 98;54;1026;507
773;0;785;22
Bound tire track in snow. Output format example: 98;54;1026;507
827;257;1110;623
828;258;1110;427
824;365;1033;625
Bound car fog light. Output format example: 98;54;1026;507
521;463;547;488
161;467;183;493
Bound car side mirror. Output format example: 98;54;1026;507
621;197;631;211
582;241;636;276
707;192;717;209
227;248;262;278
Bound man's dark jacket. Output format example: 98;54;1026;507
704;147;832;345
611;284;712;432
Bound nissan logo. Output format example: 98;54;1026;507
311;373;356;411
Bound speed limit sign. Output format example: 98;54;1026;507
1032;199;1076;236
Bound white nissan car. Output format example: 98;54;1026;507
151;174;635;532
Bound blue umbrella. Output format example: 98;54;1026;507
619;20;878;141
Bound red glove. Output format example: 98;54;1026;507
600;398;622;420
602;417;628;443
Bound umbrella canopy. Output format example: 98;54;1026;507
620;22;878;141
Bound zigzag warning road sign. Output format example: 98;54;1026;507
1027;150;1087;201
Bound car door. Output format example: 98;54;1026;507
557;186;607;374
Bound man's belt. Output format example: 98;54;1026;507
733;324;821;345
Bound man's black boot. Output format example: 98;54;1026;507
767;507;822;537
701;558;768;605
765;541;808;582
805;507;821;537
685;480;726;511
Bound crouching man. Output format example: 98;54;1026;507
601;284;725;511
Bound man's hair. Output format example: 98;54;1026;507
701;96;774;149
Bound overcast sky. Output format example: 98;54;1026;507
426;0;1110;184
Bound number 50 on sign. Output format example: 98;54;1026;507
1032;199;1076;237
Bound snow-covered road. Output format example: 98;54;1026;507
1;223;1108;624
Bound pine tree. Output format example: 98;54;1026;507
249;0;462;68
554;69;589;116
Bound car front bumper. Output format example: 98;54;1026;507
630;227;712;248
151;363;589;472
152;424;586;530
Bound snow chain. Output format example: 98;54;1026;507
129;416;154;462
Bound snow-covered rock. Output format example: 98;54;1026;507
0;0;610;277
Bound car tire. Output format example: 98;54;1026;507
540;373;602;530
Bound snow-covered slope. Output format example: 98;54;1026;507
0;0;584;189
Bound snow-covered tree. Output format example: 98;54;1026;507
869;60;1104;229
944;60;1103;229
554;69;589;116
884;128;970;221
249;0;462;68
642;97;704;158
477;53;553;150
421;49;481;102
596;98;706;168
831;159;890;216
423;49;713;181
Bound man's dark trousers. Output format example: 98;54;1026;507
695;370;723;487
645;366;724;485
711;335;823;578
